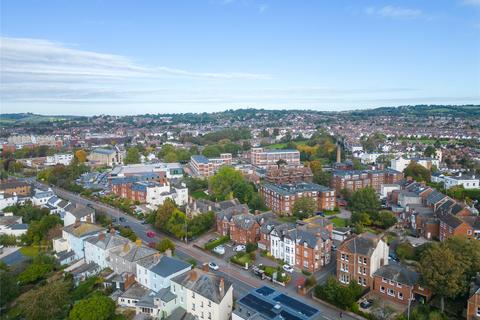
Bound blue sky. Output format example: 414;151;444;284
1;0;479;115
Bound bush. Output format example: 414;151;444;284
396;242;415;260
305;275;317;288
186;258;197;267
314;276;364;310
156;238;175;254
230;252;253;267
246;242;258;253
204;236;229;250
301;269;312;276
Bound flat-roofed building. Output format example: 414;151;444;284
250;148;300;169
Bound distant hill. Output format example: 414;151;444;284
0;113;85;125
346;104;480;118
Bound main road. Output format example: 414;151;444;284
30;179;362;320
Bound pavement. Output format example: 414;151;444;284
30;179;363;320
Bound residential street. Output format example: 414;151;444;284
30;179;363;320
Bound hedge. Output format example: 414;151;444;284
204;236;230;250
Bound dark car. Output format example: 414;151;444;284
141;220;147;225
360;299;374;309
316;211;325;217
119;217;126;222
111;217;117;223
388;253;400;262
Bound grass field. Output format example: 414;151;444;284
19;246;42;257
191;190;208;199
264;140;309;149
330;217;347;227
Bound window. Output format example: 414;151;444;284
387;289;394;296
201;312;204;318
476;306;480;317
398;292;403;300
358;257;362;264
192;292;195;299
363;257;367;264
201;302;203;308
358;278;362;285
397;283;402;288
208;301;211;307
192;303;195;311
341;253;345;260
382;277;387;283
380;286;385;293
208;312;212;319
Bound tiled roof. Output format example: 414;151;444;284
172;269;232;304
374;264;419;286
262;182;332;196
341;232;382;256
149;256;191;277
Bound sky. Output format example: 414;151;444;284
1;0;479;116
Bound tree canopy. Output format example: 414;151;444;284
69;293;116;320
292;196;317;219
404;162;431;182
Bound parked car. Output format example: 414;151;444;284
141;220;147;225
360;299;374;309
316;211;325;217
213;245;225;255
282;264;294;273
207;237;219;243
234;244;246;252
208;262;219;271
111;217;117;223
148;242;156;248
119;217;126;222
388;253;400;262
146;231;155;238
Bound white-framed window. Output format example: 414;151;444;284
380;286;385;293
382;277;387;283
387;289;394;296
398;292;403;300
192;303;195;311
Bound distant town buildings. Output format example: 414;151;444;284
250;148;300;168
189;153;232;177
264;165;313;184
88;147;124;167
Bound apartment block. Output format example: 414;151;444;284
250;148;300;168
189;154;232;177
259;182;336;215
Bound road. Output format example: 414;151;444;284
32;179;362;320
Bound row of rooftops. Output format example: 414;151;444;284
261;182;333;196
333;168;402;177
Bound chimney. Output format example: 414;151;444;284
219;278;225;296
99;233;105;241
336;144;341;163
135;239;142;247
189;270;198;281
74;219;81;228
202;263;209;272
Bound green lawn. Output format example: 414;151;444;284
330;217;347;227
278;216;297;223
191;190;208;199
19;246;42;257
231;252;253;266
264;140;309;149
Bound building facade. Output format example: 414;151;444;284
250;148;300;168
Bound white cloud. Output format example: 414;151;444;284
0;36;270;82
365;5;423;18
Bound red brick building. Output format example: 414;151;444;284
373;264;431;305
336;233;389;289
260;182;335;215
294;227;332;272
331;169;404;194
467;280;480;320
250;148;300;168
265;165;313;184
0;180;31;196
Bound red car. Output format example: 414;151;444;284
146;231;155;238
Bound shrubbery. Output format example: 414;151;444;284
314;276;363;310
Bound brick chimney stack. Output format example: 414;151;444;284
219;278;225;296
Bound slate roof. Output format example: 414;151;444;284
425;190;448;206
191;155;210;164
121;282;150;299
65;204;95;218
0;215;22;226
217;204;249;221
262;182;332;196
233;213;258;230
438;213;464;229
374;264;419;286
92;148;116;155
10;223;28;230
341;232;382;257
0;180;30;190
85;233;129;250
172;269;232;304
110;242;158;262
149;256;191;277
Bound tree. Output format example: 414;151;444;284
202;145;222;158
0;270;19;307
374;210;397;229
18;280;71;320
124;147;141;164
349;187;379;214
396;242;415;260
424;146;436;158
164;152;178;163
292;196;317;219
404;162;431;182
154;198;177;229
156;238;175;253
420;243;464;312
74;149;88;163
17;254;55;284
69;293;116;320
445;236;480;282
